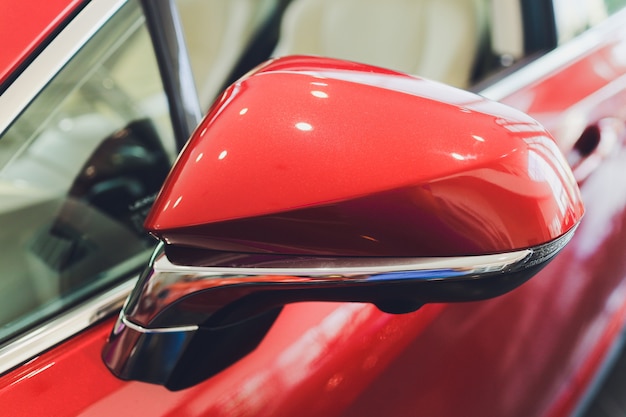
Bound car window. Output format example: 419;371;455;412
0;1;175;344
180;0;576;101
176;0;282;110
266;0;547;89
553;0;626;43
270;0;492;88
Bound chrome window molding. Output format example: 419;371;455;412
0;0;127;137
480;6;626;102
0;278;136;375
0;0;134;375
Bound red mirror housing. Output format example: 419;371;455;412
146;56;583;257
103;56;584;390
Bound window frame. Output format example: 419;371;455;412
0;0;199;375
481;3;626;101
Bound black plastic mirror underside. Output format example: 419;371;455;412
105;307;282;391
164;307;282;390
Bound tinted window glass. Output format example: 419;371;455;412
177;0;281;110
554;0;626;44
263;0;537;89
0;2;175;343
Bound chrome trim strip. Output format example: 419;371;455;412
0;0;134;376
0;278;136;375
124;230;576;328
153;249;533;278
480;7;626;102
122;316;198;334
104;231;577;388
0;0;127;137
125;229;575;328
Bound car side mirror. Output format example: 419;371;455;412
103;56;583;390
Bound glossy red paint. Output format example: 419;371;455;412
0;304;446;417
499;28;626;417
0;0;83;86
502;30;626;124
146;56;583;257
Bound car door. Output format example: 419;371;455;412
333;3;626;416
0;1;625;417
481;2;626;415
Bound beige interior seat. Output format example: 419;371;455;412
272;0;488;89
177;0;278;110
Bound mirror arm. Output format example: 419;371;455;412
141;0;201;150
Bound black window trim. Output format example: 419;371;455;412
140;0;202;151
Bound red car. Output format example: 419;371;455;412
0;1;625;416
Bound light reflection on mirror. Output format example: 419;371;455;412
311;91;329;98
296;122;313;131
